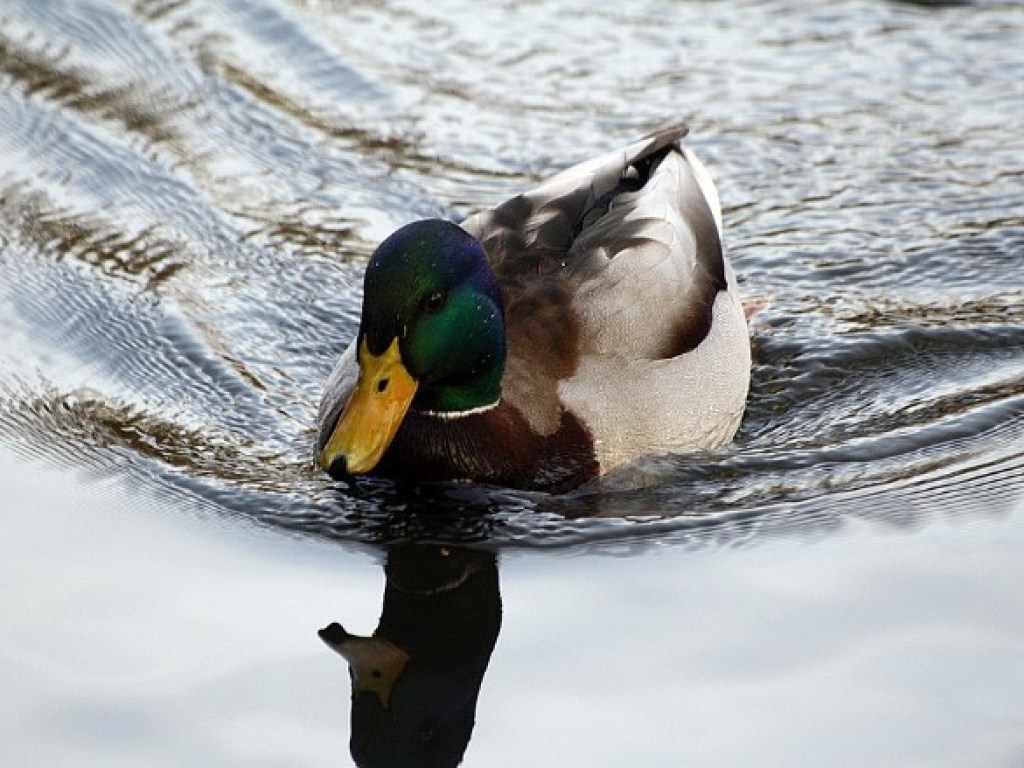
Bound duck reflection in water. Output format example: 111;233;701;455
320;544;502;767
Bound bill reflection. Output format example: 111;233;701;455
320;545;501;767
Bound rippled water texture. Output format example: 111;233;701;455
1;0;1021;547
2;2;1024;767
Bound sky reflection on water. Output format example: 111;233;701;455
1;0;1024;764
2;447;1022;767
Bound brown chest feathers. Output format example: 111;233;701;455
374;401;598;493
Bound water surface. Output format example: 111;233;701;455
1;0;1023;765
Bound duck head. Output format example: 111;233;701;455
319;220;505;476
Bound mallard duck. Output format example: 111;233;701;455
316;124;750;492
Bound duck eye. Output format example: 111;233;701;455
423;290;447;314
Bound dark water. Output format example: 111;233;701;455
1;1;1023;765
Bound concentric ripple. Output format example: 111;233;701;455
0;0;1022;552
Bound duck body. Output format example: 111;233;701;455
316;124;750;493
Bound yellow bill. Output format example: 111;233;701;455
323;632;410;708
318;337;418;474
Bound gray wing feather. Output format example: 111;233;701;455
461;124;689;273
461;123;727;362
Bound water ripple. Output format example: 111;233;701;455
0;0;1022;552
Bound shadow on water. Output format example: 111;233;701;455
314;460;1023;767
320;545;501;768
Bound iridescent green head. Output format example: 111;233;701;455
360;219;506;412
319;219;506;476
